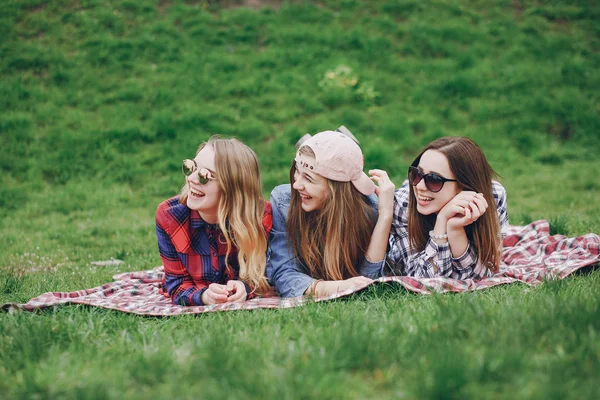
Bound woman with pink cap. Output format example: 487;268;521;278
266;129;395;298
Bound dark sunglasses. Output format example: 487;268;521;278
408;166;457;193
182;159;215;185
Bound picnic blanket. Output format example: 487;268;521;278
3;220;599;316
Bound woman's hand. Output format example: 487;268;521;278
201;283;230;305
369;169;395;220
444;192;489;230
225;280;247;304
314;276;373;297
438;192;486;224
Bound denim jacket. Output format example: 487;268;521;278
266;184;386;298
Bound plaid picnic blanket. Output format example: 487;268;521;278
3;220;599;316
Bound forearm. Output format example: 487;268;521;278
309;280;340;297
449;243;479;279
159;250;210;305
447;224;469;259
307;279;362;297
365;214;392;263
169;279;209;306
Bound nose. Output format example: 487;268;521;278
292;176;304;191
187;171;199;184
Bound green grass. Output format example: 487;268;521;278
1;272;599;399
1;0;599;398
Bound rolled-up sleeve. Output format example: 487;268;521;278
360;259;386;279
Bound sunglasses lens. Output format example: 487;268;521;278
425;175;444;192
408;167;421;186
182;160;195;176
198;168;211;185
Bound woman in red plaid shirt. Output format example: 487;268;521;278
156;136;272;306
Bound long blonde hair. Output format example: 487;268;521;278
179;136;270;293
287;146;375;280
408;137;502;272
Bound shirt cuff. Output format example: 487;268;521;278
451;243;478;271
282;275;317;298
424;238;449;258
191;288;208;306
243;281;254;300
361;258;386;279
425;238;452;276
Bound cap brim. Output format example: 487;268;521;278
352;172;376;196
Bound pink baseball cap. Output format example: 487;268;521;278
295;130;375;196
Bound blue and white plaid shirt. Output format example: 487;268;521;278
388;180;509;279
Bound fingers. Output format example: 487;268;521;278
462;196;487;223
369;169;389;179
369;170;394;187
447;204;467;219
350;276;373;285
370;174;390;187
463;205;471;221
452;191;477;203
226;281;247;303
328;277;373;294
208;283;229;296
369;170;395;205
204;287;228;304
227;289;246;303
468;201;480;220
370;175;382;183
455;191;487;202
450;199;472;209
450;193;487;212
226;280;237;292
471;196;488;214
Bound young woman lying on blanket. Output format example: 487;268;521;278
156;136;272;306
267;129;396;298
385;136;510;279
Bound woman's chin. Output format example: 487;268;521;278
416;203;437;216
187;195;208;211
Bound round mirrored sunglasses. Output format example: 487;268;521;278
182;159;215;185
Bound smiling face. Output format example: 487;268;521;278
413;149;461;215
292;159;329;213
186;145;221;223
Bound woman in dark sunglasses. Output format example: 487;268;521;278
387;136;509;279
156;136;272;306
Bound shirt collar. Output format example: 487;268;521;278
190;210;219;230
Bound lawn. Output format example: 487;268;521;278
1;0;599;398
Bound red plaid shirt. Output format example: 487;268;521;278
156;196;273;306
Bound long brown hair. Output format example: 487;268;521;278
407;136;502;272
287;146;375;280
179;136;270;293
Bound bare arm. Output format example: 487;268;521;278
365;169;395;263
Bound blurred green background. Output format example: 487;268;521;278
1;1;599;398
2;1;599;266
